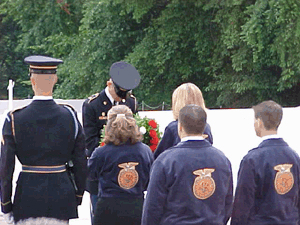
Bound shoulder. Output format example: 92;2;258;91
165;120;177;132
58;103;77;112
85;93;100;104
9;105;28;115
135;142;153;153
204;123;212;131
6;105;28;120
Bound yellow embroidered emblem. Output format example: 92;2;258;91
87;93;99;103
274;164;294;195
193;168;216;200
118;162;139;189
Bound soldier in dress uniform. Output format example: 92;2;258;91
231;100;300;225
142;104;233;225
82;61;140;222
0;55;87;223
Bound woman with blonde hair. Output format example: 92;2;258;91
154;83;213;159
88;105;154;225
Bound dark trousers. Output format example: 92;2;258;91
93;197;144;225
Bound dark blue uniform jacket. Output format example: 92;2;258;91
88;142;154;198
154;120;213;159
0;100;87;221
231;138;300;225
142;140;233;225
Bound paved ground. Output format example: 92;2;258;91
0;193;91;225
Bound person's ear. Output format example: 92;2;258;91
30;75;36;86
53;74;58;85
107;79;113;87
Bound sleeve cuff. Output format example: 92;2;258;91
1;201;12;213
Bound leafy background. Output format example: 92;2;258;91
1;0;300;108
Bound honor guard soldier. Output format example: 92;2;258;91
0;55;87;224
231;101;300;225
142;105;233;225
82;61;140;222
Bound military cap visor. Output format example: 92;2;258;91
110;61;141;91
24;55;63;75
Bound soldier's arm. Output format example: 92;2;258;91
82;101;100;157
141;160;168;224
0;113;16;213
71;111;88;205
231;157;255;225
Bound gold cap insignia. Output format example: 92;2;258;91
274;164;294;195
193;168;216;200
103;101;107;105
118;162;139;189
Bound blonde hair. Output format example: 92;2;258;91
172;83;206;120
103;105;142;145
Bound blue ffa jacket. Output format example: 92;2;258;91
231;138;300;225
88;142;154;198
0;100;87;222
142;140;233;225
154;120;213;159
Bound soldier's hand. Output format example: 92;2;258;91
76;195;83;205
3;211;14;224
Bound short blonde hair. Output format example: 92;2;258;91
172;83;206;120
103;105;142;145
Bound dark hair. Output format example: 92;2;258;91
103;105;142;145
252;100;283;130
179;104;207;135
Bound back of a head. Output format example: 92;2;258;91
252;100;283;130
179;104;207;135
172;83;206;120
104;105;142;145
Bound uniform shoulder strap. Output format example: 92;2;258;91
8;106;27;141
130;94;138;112
60;104;79;139
88;93;100;104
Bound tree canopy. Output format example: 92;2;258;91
1;0;300;108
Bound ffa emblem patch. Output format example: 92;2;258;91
274;164;294;195
118;162;139;189
193;168;216;200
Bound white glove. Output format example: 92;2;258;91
3;211;14;224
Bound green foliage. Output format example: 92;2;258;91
1;0;300;107
54;0;146;99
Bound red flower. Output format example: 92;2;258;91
150;144;157;152
100;142;105;146
148;120;157;129
150;136;159;145
149;129;157;138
